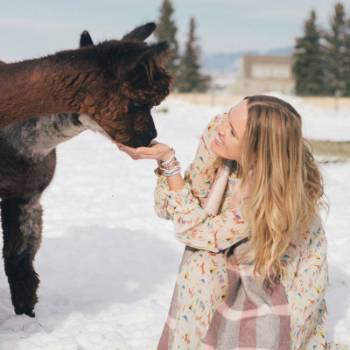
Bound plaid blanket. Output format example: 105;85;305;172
158;242;290;350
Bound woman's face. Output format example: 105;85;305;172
211;99;248;163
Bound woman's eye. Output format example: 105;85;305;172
231;130;235;136
131;100;145;109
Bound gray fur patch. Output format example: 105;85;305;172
18;197;43;256
1;113;111;161
1;113;87;160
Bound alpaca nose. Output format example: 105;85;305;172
147;117;157;140
149;128;157;139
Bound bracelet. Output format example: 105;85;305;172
159;160;179;171
164;167;181;177
159;148;181;177
162;165;181;174
161;158;178;169
160;148;175;166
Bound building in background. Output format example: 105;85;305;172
230;55;295;95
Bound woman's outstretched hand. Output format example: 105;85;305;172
113;140;186;191
113;140;173;162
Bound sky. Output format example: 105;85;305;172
0;0;347;62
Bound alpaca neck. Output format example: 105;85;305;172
1;114;87;160
0;55;91;128
1;113;111;161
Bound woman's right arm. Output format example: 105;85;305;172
154;173;174;221
154;115;222;221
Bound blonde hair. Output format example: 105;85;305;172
236;95;328;279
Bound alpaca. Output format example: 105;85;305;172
0;25;172;317
0;22;173;148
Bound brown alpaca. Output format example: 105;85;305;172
0;24;172;318
0;22;173;147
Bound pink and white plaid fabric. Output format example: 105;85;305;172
158;242;290;350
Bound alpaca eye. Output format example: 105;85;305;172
131;100;145;109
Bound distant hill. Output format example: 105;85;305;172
266;46;294;55
201;46;294;77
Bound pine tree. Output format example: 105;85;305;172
154;0;179;82
344;15;350;95
324;3;347;96
177;17;210;93
292;10;327;96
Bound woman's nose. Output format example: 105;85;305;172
215;124;223;133
215;116;228;133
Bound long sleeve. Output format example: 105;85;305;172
154;114;223;221
154;171;174;221
281;216;329;350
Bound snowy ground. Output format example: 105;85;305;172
0;95;349;349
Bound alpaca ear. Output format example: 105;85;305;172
117;41;170;79
80;30;94;48
122;22;156;41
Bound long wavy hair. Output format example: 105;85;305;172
235;95;328;279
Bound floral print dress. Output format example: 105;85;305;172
154;114;339;350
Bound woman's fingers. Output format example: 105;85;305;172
113;141;170;161
135;146;158;155
115;143;157;160
119;144;137;153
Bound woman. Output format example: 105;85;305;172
116;95;333;350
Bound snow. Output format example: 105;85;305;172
0;94;349;349
264;92;350;142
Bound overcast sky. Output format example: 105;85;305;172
0;0;346;62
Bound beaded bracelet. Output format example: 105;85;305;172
162;164;181;175
159;148;181;177
164;167;181;177
159;160;180;171
160;148;175;166
161;158;178;169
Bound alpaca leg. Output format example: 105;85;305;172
1;196;43;317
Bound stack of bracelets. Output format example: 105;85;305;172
159;148;181;177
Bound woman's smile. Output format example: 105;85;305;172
215;133;224;147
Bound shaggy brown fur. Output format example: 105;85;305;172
0;22;173;147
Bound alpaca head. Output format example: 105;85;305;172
71;23;173;148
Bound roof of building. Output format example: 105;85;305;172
242;55;294;78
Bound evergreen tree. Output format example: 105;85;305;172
324;3;347;96
344;14;350;95
154;0;179;82
292;10;327;96
177;17;210;93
